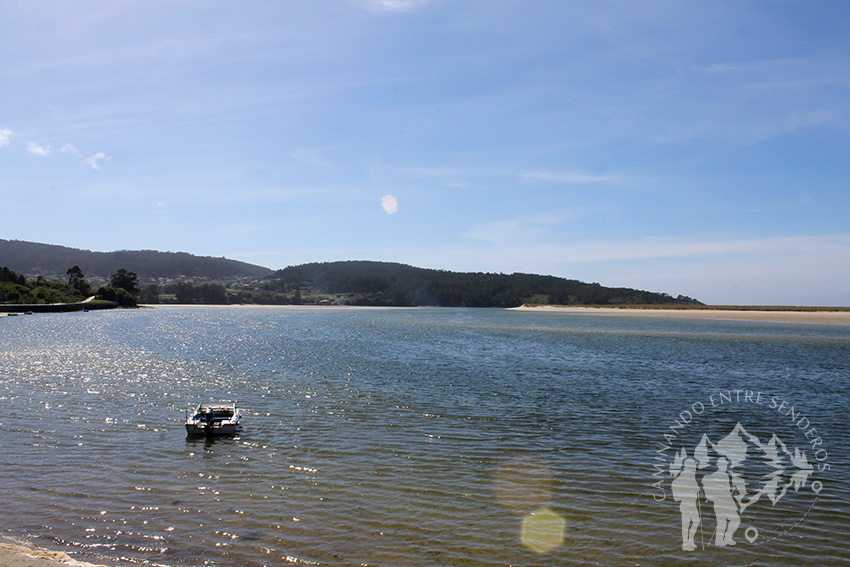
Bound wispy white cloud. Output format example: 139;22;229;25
520;171;617;184
390;166;492;179
465;231;850;265
651;55;850;146
221;222;270;235
378;165;509;190
464;212;574;245
84;152;110;169
26;141;52;155
60;144;82;157
290;148;334;167
360;0;432;13
561;233;850;264
701;62;760;74
699;56;850;90
0;129;11;148
389;165;619;187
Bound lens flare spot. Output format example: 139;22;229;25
521;507;565;553
381;194;398;214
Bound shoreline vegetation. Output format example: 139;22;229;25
1;266;133;309
3;260;704;310
259;260;702;307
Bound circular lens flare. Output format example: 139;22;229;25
521;507;565;553
381;194;398;214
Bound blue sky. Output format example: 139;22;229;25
2;1;849;305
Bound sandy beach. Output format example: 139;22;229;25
511;305;850;324
0;540;112;567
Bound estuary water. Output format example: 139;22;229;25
1;306;848;566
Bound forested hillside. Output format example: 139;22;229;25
267;261;701;307
2;241;701;307
0;239;272;280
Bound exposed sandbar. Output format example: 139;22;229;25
510;305;850;325
0;540;115;567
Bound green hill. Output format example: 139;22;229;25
267;261;701;307
1;241;701;307
0;239;272;281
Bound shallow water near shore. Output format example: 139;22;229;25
1;306;849;566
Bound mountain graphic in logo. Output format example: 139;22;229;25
669;423;814;550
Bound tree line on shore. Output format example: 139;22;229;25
1;265;287;307
266;261;701;307
1;265;139;307
2;261;702;308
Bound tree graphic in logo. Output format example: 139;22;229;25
669;423;815;551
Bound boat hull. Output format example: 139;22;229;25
185;422;239;436
185;402;241;437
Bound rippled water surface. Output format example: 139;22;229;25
1;306;849;566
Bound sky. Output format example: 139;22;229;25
2;0;849;305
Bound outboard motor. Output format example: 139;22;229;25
205;407;215;435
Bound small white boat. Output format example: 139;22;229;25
185;402;242;436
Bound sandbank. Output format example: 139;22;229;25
511;305;850;325
0;540;114;567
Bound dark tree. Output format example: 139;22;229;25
139;283;161;304
1;266;26;286
109;269;139;295
197;283;228;304
97;286;137;307
175;282;195;303
66;265;92;296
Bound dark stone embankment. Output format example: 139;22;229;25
0;296;118;314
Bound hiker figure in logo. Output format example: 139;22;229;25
702;457;741;546
671;457;701;551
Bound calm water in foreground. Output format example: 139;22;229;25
1;306;848;566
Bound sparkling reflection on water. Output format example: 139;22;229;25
1;306;848;566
